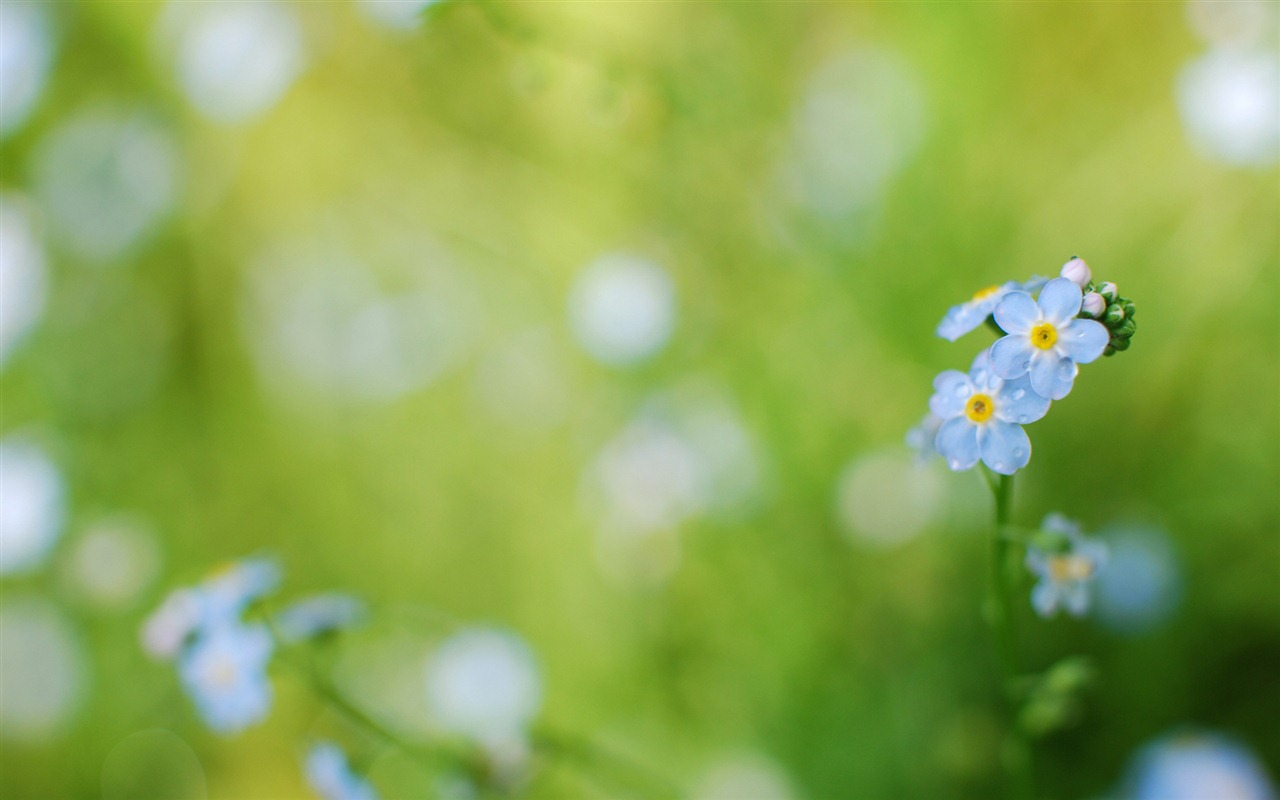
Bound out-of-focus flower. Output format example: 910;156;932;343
0;197;46;368
276;594;366;642
163;0;306;124
0;436;65;575
935;276;1049;342
905;412;942;462
196;557;282;627
1025;514;1107;618
425;628;543;749
305;741;379;800
1093;524;1183;635
568;253;676;366
1124;730;1277;800
990;277;1110;400
0;1;55;138
142;588;203;660
178;622;274;734
930;351;1051;475
1178;49;1280;168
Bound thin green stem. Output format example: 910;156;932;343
985;469;1035;800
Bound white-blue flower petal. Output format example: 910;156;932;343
1029;351;1077;400
993;291;1040;335
1037;277;1083;326
994;374;1051;424
935;416;980;471
1031;581;1059;618
1057;318;1110;364
929;370;972;418
978;419;1031;475
990;334;1035;380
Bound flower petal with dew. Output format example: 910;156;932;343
177;621;274;734
1025;514;1107;618
929;351;1050;475
305;741;379;800
276;594;366;643
990;277;1109;400
935;276;1048;342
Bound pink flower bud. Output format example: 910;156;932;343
1081;291;1106;318
1060;257;1092;288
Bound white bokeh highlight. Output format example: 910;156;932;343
33;108;180;262
568;253;676;366
835;449;944;548
0;599;86;742
0;436;65;575
424;628;543;749
64;517;161;611
0;0;54;138
0;196;47;368
1178;49;1280;168
163;0;306;124
693;754;797;800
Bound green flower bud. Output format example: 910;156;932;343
1098;281;1119;304
1103;303;1126;326
1104;344;1116;357
1115;318;1137;338
1123;301;1136;319
1110;335;1131;351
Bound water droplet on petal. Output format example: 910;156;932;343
1012;389;1026;400
1013;447;1027;459
1017;414;1029;423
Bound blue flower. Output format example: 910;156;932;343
1025;514;1107;618
178;621;274;733
276;594;366;643
1124;731;1278;800
305;742;379;800
905;412;942;463
929;351;1051;475
196;557;282;627
936;276;1049;341
989;277;1110;400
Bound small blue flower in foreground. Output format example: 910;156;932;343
936;276;1049;341
277;594;366;643
1025;514;1107;618
990;277;1110;400
930;351;1051;475
1124;730;1278;800
178;622;274;733
305;742;379;800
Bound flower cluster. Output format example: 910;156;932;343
922;256;1135;475
142;556;365;735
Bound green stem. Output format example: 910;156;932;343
986;469;1035;800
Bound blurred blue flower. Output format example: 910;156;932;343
177;622;274;734
1124;730;1277;800
904;412;942;463
935;276;1048;341
305;741;379;800
1025;514;1107;618
196;556;282;627
929;351;1050;475
989;277;1110;400
276;594;366;642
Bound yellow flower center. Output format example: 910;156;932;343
1048;555;1094;582
965;393;995;423
1031;322;1058;350
971;285;1002;302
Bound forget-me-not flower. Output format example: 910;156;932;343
936;276;1049;341
196;557;282;626
1124;731;1278;800
305;741;379;800
905;412;942;463
178;621;274;733
277;594;366;643
1025;514;1107;618
930;351;1051;475
990;277;1110;400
